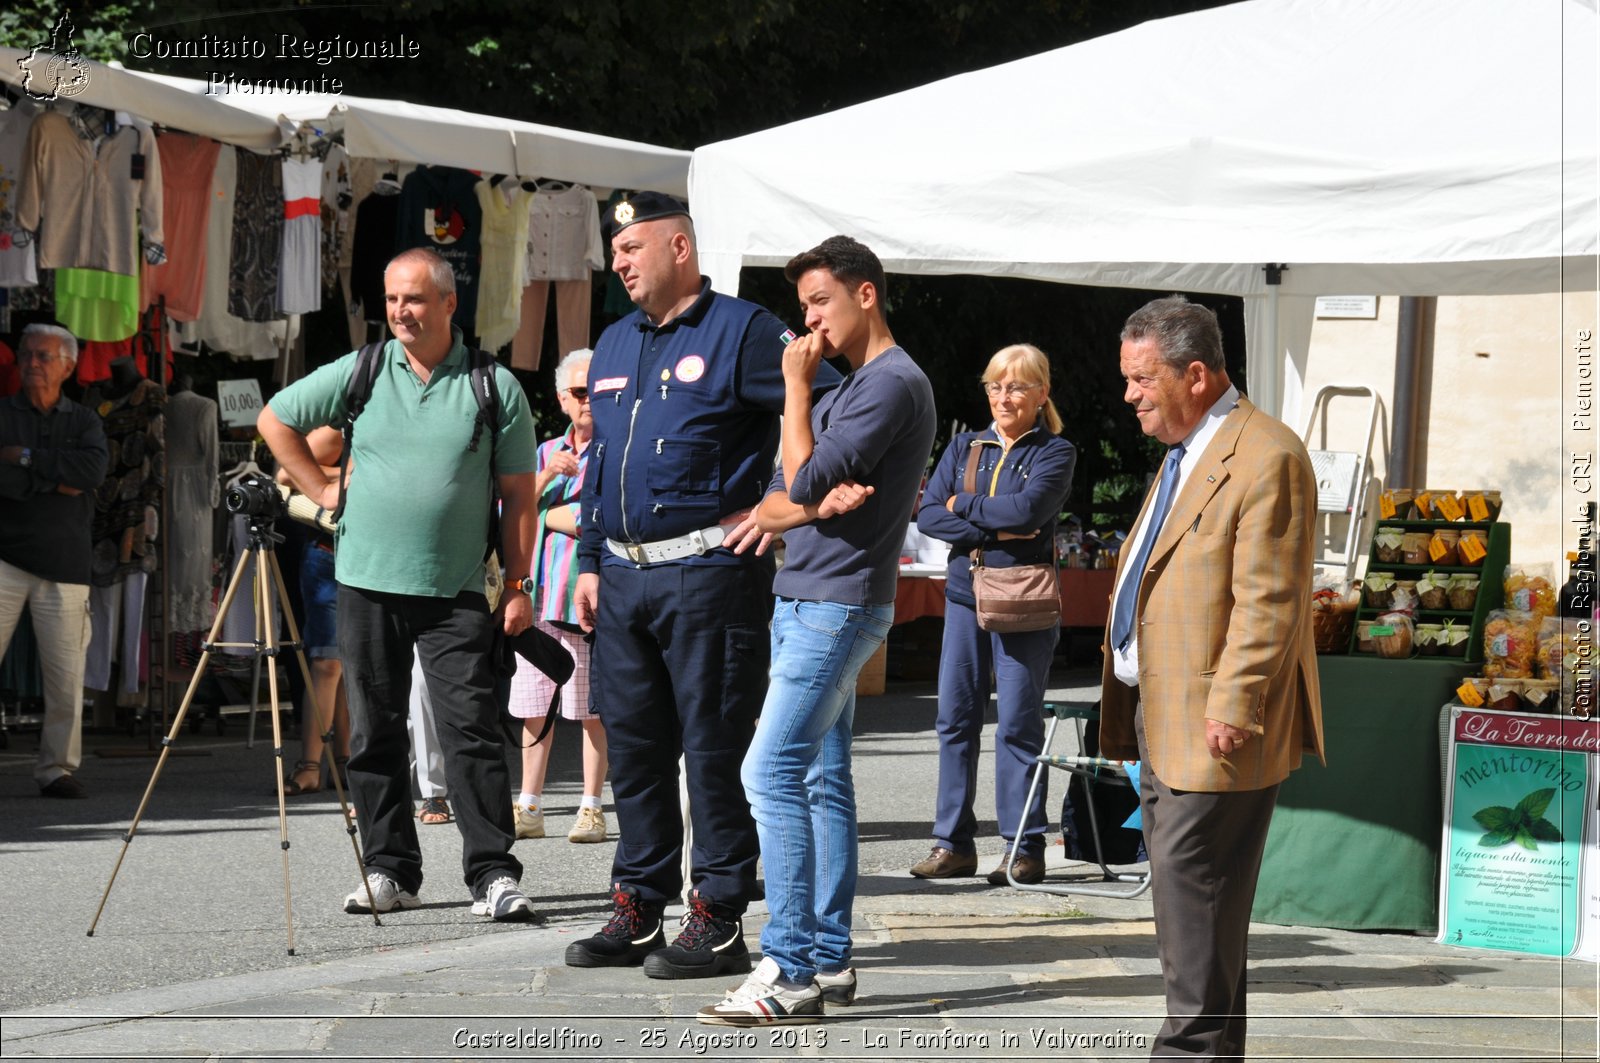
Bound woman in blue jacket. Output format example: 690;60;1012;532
911;343;1076;885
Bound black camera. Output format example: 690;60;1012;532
224;471;288;521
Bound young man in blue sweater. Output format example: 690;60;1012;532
698;236;936;1026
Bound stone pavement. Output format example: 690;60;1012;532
1;669;1597;1061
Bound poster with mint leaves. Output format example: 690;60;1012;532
1472;788;1564;850
1440;743;1586;956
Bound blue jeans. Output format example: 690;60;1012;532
742;597;893;985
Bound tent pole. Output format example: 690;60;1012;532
1260;264;1286;418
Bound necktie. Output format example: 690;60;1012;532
1110;444;1186;650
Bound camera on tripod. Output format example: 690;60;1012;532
224;471;288;521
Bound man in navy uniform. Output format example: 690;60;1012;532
566;193;840;979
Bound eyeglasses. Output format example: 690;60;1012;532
17;350;67;364
983;382;1038;398
565;387;590;402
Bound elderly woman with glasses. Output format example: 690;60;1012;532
909;343;1077;886
507;347;610;845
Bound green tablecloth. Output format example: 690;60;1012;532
1251;655;1471;933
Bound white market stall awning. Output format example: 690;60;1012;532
0;47;283;150
2;49;690;195
689;0;1598;416
119;71;692;196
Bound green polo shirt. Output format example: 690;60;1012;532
268;334;536;598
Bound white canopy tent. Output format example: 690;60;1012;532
1;50;691;195
689;0;1598;421
0;47;283;150
167;78;693;197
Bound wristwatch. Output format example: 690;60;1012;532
514;576;536;594
17;448;31;468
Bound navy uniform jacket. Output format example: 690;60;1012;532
577;278;841;573
916;425;1077;607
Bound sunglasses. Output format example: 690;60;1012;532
565;387;590;401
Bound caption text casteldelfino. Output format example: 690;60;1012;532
127;32;421;95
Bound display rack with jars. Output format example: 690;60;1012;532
1349;518;1511;661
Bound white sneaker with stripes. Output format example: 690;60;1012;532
696;957;824;1026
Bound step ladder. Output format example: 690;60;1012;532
1301;385;1389;584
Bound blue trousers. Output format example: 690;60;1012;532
931;598;1056;858
592;561;771;909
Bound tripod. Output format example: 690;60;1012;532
87;511;380;953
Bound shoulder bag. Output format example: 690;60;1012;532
963;444;1061;633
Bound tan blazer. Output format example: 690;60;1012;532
1100;396;1325;792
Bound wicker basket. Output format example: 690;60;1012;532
1312;607;1357;654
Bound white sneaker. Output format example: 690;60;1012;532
514;803;545;840
697;956;823;1026
342;871;420;914
815;966;857;1005
567;806;607;843
470;873;538;922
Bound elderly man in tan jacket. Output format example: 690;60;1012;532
1100;295;1325;1060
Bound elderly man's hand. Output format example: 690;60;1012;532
1205;718;1254;759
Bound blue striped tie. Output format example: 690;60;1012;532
1110;444;1186;651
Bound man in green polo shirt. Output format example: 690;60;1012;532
259;248;540;922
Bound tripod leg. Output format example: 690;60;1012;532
258;545;299;955
265;549;380;925
88;546;254;937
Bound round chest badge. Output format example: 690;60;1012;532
674;355;706;383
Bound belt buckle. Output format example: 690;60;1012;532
625;542;647;564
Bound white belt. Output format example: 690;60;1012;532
607;524;729;565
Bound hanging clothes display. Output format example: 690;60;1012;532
142;132;220;322
512;183;602;370
348;188;398;326
90;366;165;587
601;188;636;318
227;151;282;323
76;302;174;385
277;156;322;315
164;387;220;632
474;178;533;353
320;143;351;296
0;98;41;288
15;107;164;277
84;572;148;695
182;145;299;360
397;164;482;333
56;267;140;342
0;338;17;397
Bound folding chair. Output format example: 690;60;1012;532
1006;699;1151;898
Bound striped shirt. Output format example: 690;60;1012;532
535;427;589;624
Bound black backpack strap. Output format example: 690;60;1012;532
333;341;385;525
467;348;502;561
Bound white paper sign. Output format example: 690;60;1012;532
1315;295;1379;319
216;379;265;427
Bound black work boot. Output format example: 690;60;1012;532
564;883;666;968
641;888;751;980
